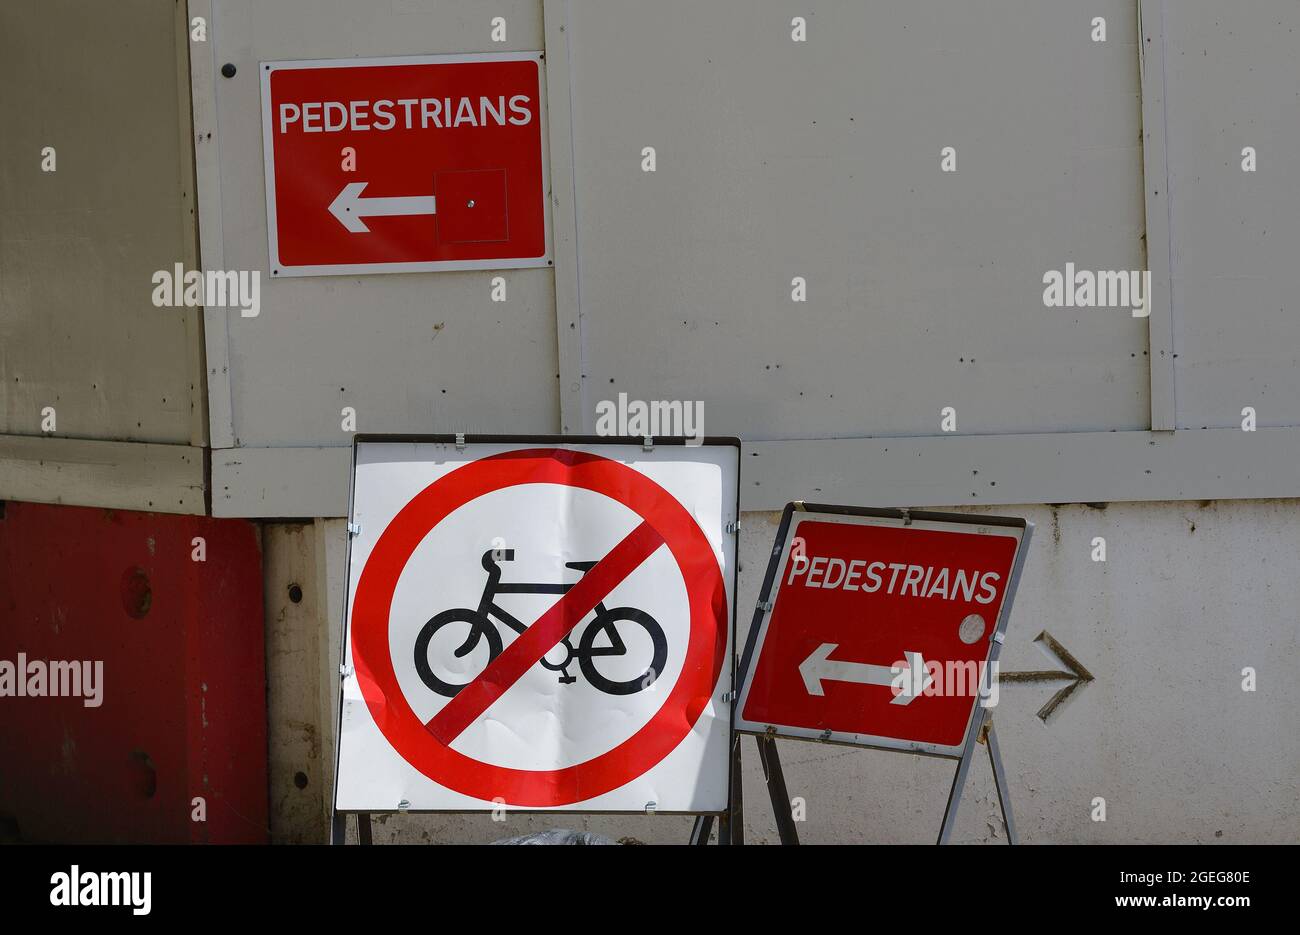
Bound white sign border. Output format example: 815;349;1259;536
734;503;1032;760
259;51;553;278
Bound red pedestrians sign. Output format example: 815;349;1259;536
736;504;1030;758
260;53;550;277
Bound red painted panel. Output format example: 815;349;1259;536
0;501;267;843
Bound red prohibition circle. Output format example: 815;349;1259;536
351;447;729;806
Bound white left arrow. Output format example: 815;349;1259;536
798;643;934;705
328;181;437;233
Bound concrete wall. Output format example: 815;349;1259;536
268;499;1297;844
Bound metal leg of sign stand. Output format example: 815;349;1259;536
984;719;1018;844
937;711;1017;845
689;728;743;844
715;729;745;844
756;734;799;845
329;811;371;845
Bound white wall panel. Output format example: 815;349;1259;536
566;0;1149;438
190;1;1300;517
1161;0;1300;429
204;0;558;450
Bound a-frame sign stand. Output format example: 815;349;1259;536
753;732;800;844
730;502;1032;845
937;711;1017;844
743;709;1018;845
688;730;744;844
732;703;1018;846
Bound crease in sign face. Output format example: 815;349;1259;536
350;448;729;807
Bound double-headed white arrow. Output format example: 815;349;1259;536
799;643;934;705
328;181;437;233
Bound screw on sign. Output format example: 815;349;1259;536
335;441;737;813
260;53;550;276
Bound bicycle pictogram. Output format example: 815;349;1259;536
414;549;668;697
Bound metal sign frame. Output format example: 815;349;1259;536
330;434;742;844
733;501;1033;845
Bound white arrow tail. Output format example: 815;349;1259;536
328;181;437;233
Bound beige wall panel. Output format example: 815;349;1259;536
566;0;1149;438
0;0;203;445
1160;0;1300;429
202;0;558;450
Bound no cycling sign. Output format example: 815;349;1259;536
334;437;738;813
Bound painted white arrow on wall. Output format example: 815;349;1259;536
798;643;933;705
328;182;437;233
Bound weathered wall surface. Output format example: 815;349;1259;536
262;524;329;843
198;0;557;458
262;519;347;843
567;0;1148;439
0;502;268;844
5;0;1299;845
189;0;1300;518
281;499;1298;844
0;0;204;446
1164;0;1300;429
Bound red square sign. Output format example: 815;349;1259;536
260;53;549;276
736;505;1030;758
